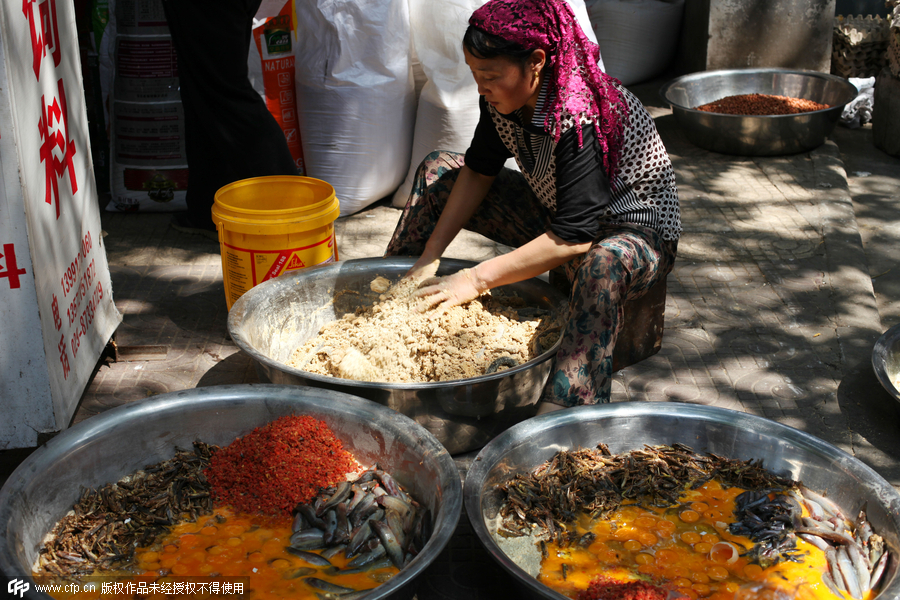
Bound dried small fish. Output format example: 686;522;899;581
496;443;797;542
35;441;217;577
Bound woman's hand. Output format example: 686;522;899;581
404;257;440;283
415;267;488;312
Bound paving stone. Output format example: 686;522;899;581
3;78;900;600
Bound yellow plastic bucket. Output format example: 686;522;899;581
212;175;340;310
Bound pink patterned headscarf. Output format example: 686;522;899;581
469;0;629;180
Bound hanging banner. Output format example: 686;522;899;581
0;0;121;448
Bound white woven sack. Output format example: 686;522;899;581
392;0;602;208
294;0;416;216
587;0;684;86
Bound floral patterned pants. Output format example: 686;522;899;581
385;151;677;406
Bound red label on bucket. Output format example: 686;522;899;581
263;252;290;282
221;232;335;309
285;254;305;270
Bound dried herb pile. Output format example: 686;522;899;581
497;443;795;541
35;441;216;577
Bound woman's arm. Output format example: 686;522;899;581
415;122;602;309
475;230;591;288
407;165;497;277
415;229;590;311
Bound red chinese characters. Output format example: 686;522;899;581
39;79;78;218
0;243;27;289
24;0;78;219
58;333;70;379
23;0;61;78
51;293;62;330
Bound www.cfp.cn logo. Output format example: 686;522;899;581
7;579;29;598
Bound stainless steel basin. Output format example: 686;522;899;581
660;68;859;156
464;401;900;599
0;385;462;600
227;257;568;455
874;322;900;404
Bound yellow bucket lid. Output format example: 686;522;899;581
212;176;340;235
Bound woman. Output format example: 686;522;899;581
385;0;681;410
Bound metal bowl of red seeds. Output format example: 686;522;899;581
0;384;462;600
660;68;859;156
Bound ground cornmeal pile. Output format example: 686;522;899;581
287;275;559;383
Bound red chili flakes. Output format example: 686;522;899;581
205;415;356;516
695;93;829;116
578;577;674;600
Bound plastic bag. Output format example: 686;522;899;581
251;3;306;173
248;0;292;96
294;0;416;216
840;76;876;129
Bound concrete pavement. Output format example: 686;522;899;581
2;79;899;599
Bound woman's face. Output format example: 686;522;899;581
464;48;544;116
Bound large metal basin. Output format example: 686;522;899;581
227;257;568;455
0;385;462;600
660;68;858;156
464;402;900;600
874;322;900;404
